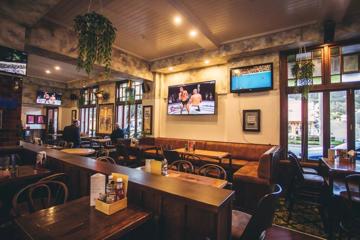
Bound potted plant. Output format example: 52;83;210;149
291;51;315;99
74;11;117;76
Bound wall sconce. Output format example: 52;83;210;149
95;90;104;99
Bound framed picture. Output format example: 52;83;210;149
35;115;46;124
26;115;35;124
0;109;3;129
343;54;359;73
243;109;261;132
98;104;114;134
71;110;77;120
143;105;153;135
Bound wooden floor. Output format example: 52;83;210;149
267;225;325;240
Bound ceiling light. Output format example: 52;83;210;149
45;70;51;74
189;30;198;37
204;59;210;64
168;67;174;71
173;16;182;25
54;66;61;70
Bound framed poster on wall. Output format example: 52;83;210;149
26;115;35;124
243;109;261;132
35;115;46;124
71;110;77;120
143;105;153;135
98;104;114;134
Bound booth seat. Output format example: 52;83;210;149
142;137;273;169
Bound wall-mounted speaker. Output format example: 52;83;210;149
142;82;151;93
324;20;336;44
70;94;78;100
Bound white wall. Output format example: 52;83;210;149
155;53;280;145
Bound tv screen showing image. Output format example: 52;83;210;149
36;91;62;106
0;45;27;76
230;63;273;93
167;80;216;115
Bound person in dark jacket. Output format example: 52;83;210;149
110;123;124;144
63;120;81;148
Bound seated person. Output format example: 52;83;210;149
110;123;125;144
63;120;81;148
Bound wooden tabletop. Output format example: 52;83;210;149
61;148;95;156
15;196;151;240
129;144;157;151
0;165;51;185
321;157;360;173
91;138;111;143
175;148;230;159
166;170;227;188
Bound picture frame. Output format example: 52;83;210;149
143;105;153;135
98;104;114;134
0;109;3;129
243;109;261;132
343;54;359;73
71;110;77;120
26;115;35;124
35;115;46;124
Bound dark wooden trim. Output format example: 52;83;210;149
347;89;355;151
323;91;330;157
302;97;308;160
279;53;288;153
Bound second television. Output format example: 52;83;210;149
167;80;216;115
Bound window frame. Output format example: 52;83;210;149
280;39;360;161
79;86;98;136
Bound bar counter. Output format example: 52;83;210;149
20;142;234;240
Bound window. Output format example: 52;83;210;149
281;41;360;161
79;86;98;136
115;81;143;138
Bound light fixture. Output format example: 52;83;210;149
173;15;182;25
54;66;61;70
95;90;104;99
45;70;51;74
189;30;198;37
204;59;210;64
168;67;174;71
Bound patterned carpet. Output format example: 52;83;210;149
274;198;327;239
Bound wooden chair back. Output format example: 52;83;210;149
96;156;116;165
198;164;227;180
163;150;180;164
169;160;194;173
287;151;305;181
241;184;282;240
344;174;360;205
12;180;68;217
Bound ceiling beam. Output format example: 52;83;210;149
167;0;219;50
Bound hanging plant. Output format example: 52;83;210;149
125;87;135;104
291;49;315;99
74;11;117;76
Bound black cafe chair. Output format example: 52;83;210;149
232;184;282;240
198;163;227;180
169;160;194;173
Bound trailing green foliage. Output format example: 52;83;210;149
291;59;315;99
74;11;117;75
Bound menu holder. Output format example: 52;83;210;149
150;160;162;175
95;173;128;215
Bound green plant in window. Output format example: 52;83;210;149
74;11;117;76
291;59;315;99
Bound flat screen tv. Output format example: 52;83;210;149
230;63;273;93
167;80;216;115
36;91;62;106
0;45;27;76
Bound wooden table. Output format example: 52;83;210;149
0;165;51;186
44;144;63;150
15;196;151;240
61;148;95;156
138;167;227;188
321;157;360;192
166;170;227;188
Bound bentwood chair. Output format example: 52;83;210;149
232;184;282;240
183;153;202;166
339;174;360;239
287;154;327;222
288;151;318;175
12;180;68;217
198;164;227;180
38;173;67;183
96;156;116;165
169;160;194;173
116;144;138;167
163;150;180;164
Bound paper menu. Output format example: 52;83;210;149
90;173;106;206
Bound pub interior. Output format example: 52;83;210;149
0;0;360;239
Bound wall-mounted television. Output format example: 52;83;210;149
230;63;273;93
0;45;27;76
167;80;216;115
36;91;62;106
